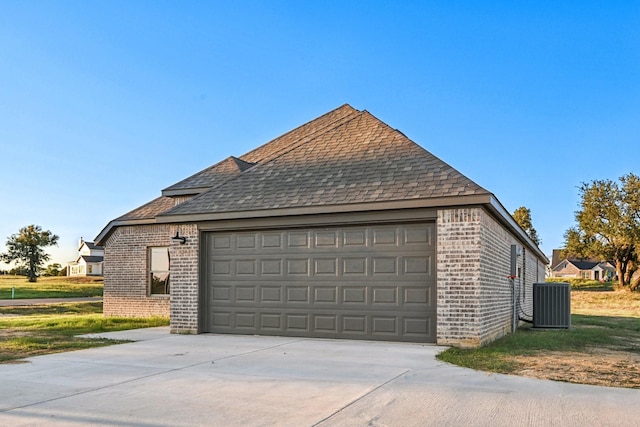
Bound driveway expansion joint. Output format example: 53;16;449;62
311;369;410;426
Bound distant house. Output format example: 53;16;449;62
551;258;616;281
68;239;104;276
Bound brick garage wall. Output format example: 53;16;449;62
103;224;172;318
438;207;546;348
436;208;482;347
478;211;519;345
168;224;199;333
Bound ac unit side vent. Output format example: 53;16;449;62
533;282;571;329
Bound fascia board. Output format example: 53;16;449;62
156;194;495;224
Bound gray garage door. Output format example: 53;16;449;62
203;223;436;342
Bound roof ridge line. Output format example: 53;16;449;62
239;104;358;163
251;108;362;165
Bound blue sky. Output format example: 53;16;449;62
1;1;638;268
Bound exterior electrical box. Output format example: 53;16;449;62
533;282;571;328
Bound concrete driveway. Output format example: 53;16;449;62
1;328;638;426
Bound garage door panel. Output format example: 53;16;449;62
204;223;436;343
261;313;282;330
404;287;430;305
343;230;367;247
236;312;256;328
315;315;337;332
372;287;397;304
343;257;367;275
343;287;367;304
260;259;282;275
211;260;232;275
343;315;367;334
314;286;338;303
286;314;309;331
372;257;397;274
372;229;397;246
404;256;429;274
372;316;397;335
212;235;232;249
314;231;338;247
286;259;310;275
260;287;282;303
287;286;309;303
403;317;432;338
287;232;310;248
261;233;283;249
237;234;257;249
212;287;232;302
236;259;256;275
236;286;256;302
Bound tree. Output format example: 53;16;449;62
0;225;59;282
43;263;63;277
512;206;541;246
563;173;640;290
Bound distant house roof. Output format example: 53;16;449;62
80;241;104;251
569;260;600;270
80;255;104;263
552;259;615;272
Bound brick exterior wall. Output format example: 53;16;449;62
437;207;546;348
103;223;200;333
167;224;199;333
103;225;172;318
104;207;546;348
436;208;482;347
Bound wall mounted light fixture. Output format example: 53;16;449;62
172;232;186;244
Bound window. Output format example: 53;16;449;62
88;265;93;274
149;247;170;295
581;271;590;279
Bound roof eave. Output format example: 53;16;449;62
155;194;495;225
94;218;158;246
98;192;548;264
485;195;549;263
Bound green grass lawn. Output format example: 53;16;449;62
0;275;103;299
0;302;169;363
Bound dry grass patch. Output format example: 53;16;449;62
513;348;640;388
438;288;640;389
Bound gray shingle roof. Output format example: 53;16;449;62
162;156;255;195
102;104;491;234
83;241;103;250
81;255;104;263
569;260;600;270
116;196;176;221
239;104;360;164
161;109;488;216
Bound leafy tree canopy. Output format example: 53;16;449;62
44;263;63;277
513;206;541;246
1;225;59;282
563;173;640;290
